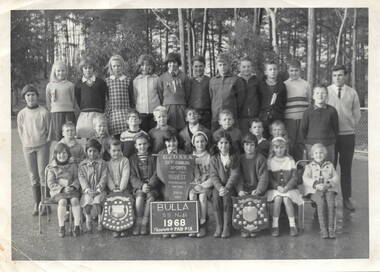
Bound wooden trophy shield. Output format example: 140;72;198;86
232;195;270;233
102;192;135;231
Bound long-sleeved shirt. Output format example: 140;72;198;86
133;74;162;114
74;77;108;113
327;84;361;135
209;153;240;191
302;160;339;196
301;104;339;146
78;159;107;193
237;153;268;194
158;71;190;106
46;161;80;198
17;106;51;148
106;156;130;192
258;79;287;121
239;74;260;118
209;73;246;122
188;76;211;110
284;77;310;120
46;80;76;112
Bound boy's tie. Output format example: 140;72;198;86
338;87;342;99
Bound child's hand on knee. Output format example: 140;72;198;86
238;191;247;197
251;190;258;196
142;184;150;193
219;187;227;196
277;186;285;193
194;184;203;192
64;186;74;193
316;184;324;191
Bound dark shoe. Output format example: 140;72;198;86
188;233;196;237
58;226;65;238
328;229;336;239
289;226;298;237
213;211;223;238
344;199;355;211
113;231;121;238
321;229;329;239
271;227;279;237
170;234;178;238
162;234;170;238
241;232;249;238
73;226;80;237
32;204;39;216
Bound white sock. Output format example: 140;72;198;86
272;217;279;228
288;217;296;227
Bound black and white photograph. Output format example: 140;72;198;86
2;0;378;270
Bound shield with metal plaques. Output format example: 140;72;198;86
232;195;269;233
101;192;135;231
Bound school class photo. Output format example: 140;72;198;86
10;8;369;260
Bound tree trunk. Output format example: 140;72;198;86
190;9;196;57
165;19;169;56
210;20;216;76
351;8;357;90
217;20;222;54
334;8;348;66
266;8;278;55
201;8;208;58
186;9;193;77
44;11;49;79
178;9;187;74
307;8;316;88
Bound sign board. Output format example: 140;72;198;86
156;154;195;201
150;200;199;234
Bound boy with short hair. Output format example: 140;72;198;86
189;55;212;129
59;121;86;164
179;107;211;154
301;85;339;163
209;53;246;131
17;84;52;216
249;118;270;158
258;60;287;136
212;109;242;153
284;60;311;161
327;65;361;211
120;109;149;157
238;58;259;134
148;105;177;154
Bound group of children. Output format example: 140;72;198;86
17;52;360;240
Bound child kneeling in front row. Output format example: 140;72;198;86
302;143;339;239
79;139;107;233
130;133;160;235
267;137;303;237
106;139;131;238
47;143;82;237
237;133;268;238
189;131;213;238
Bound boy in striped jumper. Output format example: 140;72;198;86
284;60;311;161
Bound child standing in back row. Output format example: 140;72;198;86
105;55;131;138
46;60;77;141
284;60;310;161
75;56;108;139
132;54;162;132
17;84;52;216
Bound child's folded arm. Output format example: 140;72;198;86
209;158;223;191
47;169;64;195
225;160;240;190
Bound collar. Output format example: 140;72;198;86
238;73;255;81
110;75;127;81
26;104;39;109
287;77;301;82
168;70;180;77
135;74;158;79
86;160;99;166
313;103;327;109
216;72;233;78
82;75;96;84
189;123;200;131
193;150;208;158
258;137;266;144
333;84;346;90
167;150;178;154
193;75;205;82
